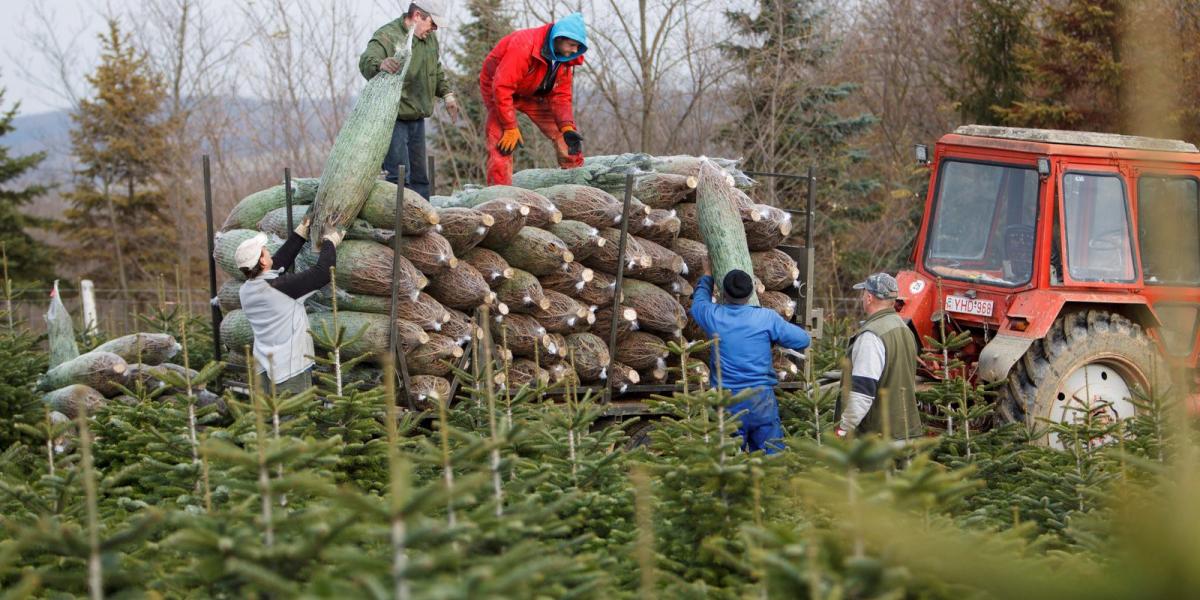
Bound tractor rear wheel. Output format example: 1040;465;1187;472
998;310;1168;448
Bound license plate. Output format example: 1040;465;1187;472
945;295;994;317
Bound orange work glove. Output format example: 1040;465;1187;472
497;128;523;156
561;124;583;156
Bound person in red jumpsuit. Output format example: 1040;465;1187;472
479;12;588;185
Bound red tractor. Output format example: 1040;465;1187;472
897;125;1198;443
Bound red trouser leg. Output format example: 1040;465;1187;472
485;105;513;185
486;97;584;185
515;97;584;169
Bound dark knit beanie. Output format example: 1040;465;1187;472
723;269;753;302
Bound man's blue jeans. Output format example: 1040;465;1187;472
728;387;785;454
383;118;430;199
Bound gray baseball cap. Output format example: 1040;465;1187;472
412;0;447;28
853;272;899;300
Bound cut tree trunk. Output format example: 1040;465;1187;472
497;227;573;276
435;207;494;254
442;308;480;345
451;186;561;228
629;173;697;209
461;247;513;287
671;238;709;283
534;290;591;334
593;305;639;341
583;228;651;274
540;262;595;298
650;155;755;188
406;334;464;376
548;220;607;262
675;202;700;240
37;352;129;397
358;180;440;234
543;333;570;362
696;159;759;306
548;362;579;386
507;358;551;388
627;236;684;285
93;333;180;366
408;375;452;410
760;290;797;321
630;208;681;246
496;268;549;313
42;384;105;419
565;332;610;382
399;231;459;276
573;270;618;306
424;262;496;311
397;292;453;333
744;204;793;251
494;313;551;359
620;279;687;336
536;184;624;228
662;275;694;299
607;362;640;392
615;331;669;371
309;36;416;244
474;199;529;248
774;348;801;382
751;249;801;291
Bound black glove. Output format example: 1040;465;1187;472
562;128;584;156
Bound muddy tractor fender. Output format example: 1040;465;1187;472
978;289;1161;382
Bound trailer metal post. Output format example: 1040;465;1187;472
803;166;816;327
283;168;295;272
388;167;415;410
605;174;635;402
427;155;436;197
803;166;817;380
202;155;222;365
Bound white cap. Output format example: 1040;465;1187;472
235;233;269;270
413;0;447;28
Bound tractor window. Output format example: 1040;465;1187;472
1062;173;1136;283
924;160;1039;287
1137;176;1200;285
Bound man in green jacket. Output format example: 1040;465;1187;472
835;273;924;441
359;2;459;199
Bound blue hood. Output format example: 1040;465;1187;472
546;12;588;62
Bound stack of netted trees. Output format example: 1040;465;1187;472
37;332;222;418
213;153;801;402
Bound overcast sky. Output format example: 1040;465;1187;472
0;0;461;115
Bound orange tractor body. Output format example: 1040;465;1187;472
896;126;1200;431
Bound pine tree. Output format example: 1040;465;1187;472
995;0;1123;131
950;0;1033;124
430;0;513;191
0;87;55;286
723;0;878;293
0;263;46;448
61;20;177;298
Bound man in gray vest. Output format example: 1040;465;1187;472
235;217;344;395
835;273;924;440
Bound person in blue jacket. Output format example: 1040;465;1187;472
690;259;811;453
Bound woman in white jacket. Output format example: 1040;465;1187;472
234;216;343;394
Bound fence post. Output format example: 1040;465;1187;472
80;280;98;337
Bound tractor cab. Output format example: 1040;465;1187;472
897;126;1200;443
